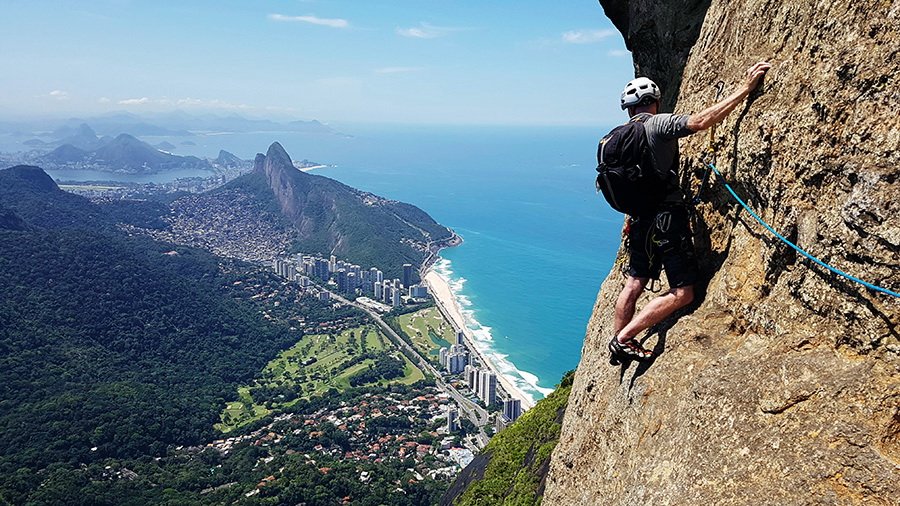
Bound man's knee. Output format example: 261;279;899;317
624;276;649;296
616;277;647;311
672;285;694;307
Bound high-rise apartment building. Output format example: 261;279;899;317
464;365;477;389
402;263;413;288
502;399;522;422
478;370;497;406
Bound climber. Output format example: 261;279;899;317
608;61;771;362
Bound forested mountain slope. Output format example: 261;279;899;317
0;166;346;502
225;142;455;279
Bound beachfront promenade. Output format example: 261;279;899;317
423;270;536;411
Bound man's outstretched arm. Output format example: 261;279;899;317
687;61;771;132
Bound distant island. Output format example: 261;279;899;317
0;113;347;175
40;132;211;174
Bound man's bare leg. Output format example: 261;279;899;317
616;285;694;343
614;276;649;337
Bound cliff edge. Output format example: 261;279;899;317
544;1;899;504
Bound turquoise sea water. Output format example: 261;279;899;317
6;124;624;401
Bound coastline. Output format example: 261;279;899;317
423;266;537;411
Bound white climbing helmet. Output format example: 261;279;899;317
620;77;661;110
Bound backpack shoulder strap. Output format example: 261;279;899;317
629;113;652;124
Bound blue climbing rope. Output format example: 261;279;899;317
707;162;899;298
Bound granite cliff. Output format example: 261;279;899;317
252;142;456;278
543;1;899;505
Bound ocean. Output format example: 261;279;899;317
3;124;624;402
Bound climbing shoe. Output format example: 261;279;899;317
608;336;653;365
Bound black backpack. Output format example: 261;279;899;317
595;115;666;216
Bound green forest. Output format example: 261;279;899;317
5;386;449;506
0;166;377;502
0;227;364;501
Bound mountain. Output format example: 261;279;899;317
0;165;63;195
154;140;177;151
538;1;900;505
124;142;456;276
58;123;105;151
0;165;339;502
40;134;210;173
0;114;340;144
0;165;165;230
43;143;88;163
0;164;455;503
0;204;25;231
92;134;206;170
215;149;244;167
286;119;337;134
227;142;455;278
167;113;337;134
55;115;192;137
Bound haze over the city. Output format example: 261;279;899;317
0;0;633;125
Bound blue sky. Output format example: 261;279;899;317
0;1;635;125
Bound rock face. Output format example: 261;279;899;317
544;1;900;505
236;142;455;278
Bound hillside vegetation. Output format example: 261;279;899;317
443;372;575;506
0;165;363;502
231;142;456;279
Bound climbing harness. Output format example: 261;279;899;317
706;162;899;298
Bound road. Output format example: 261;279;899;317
326;289;492;448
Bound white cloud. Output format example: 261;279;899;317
396;22;464;39
98;97;111;103
608;49;631;57
269;13;348;28
119;97;151;105
49;90;69;100
375;66;423;75
562;29;616;44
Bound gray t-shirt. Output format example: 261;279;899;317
633;112;694;203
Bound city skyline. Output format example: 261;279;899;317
0;1;634;125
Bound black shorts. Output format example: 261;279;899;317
626;207;699;288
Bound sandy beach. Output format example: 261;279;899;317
423;269;536;410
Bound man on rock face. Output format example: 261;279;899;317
609;61;771;362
